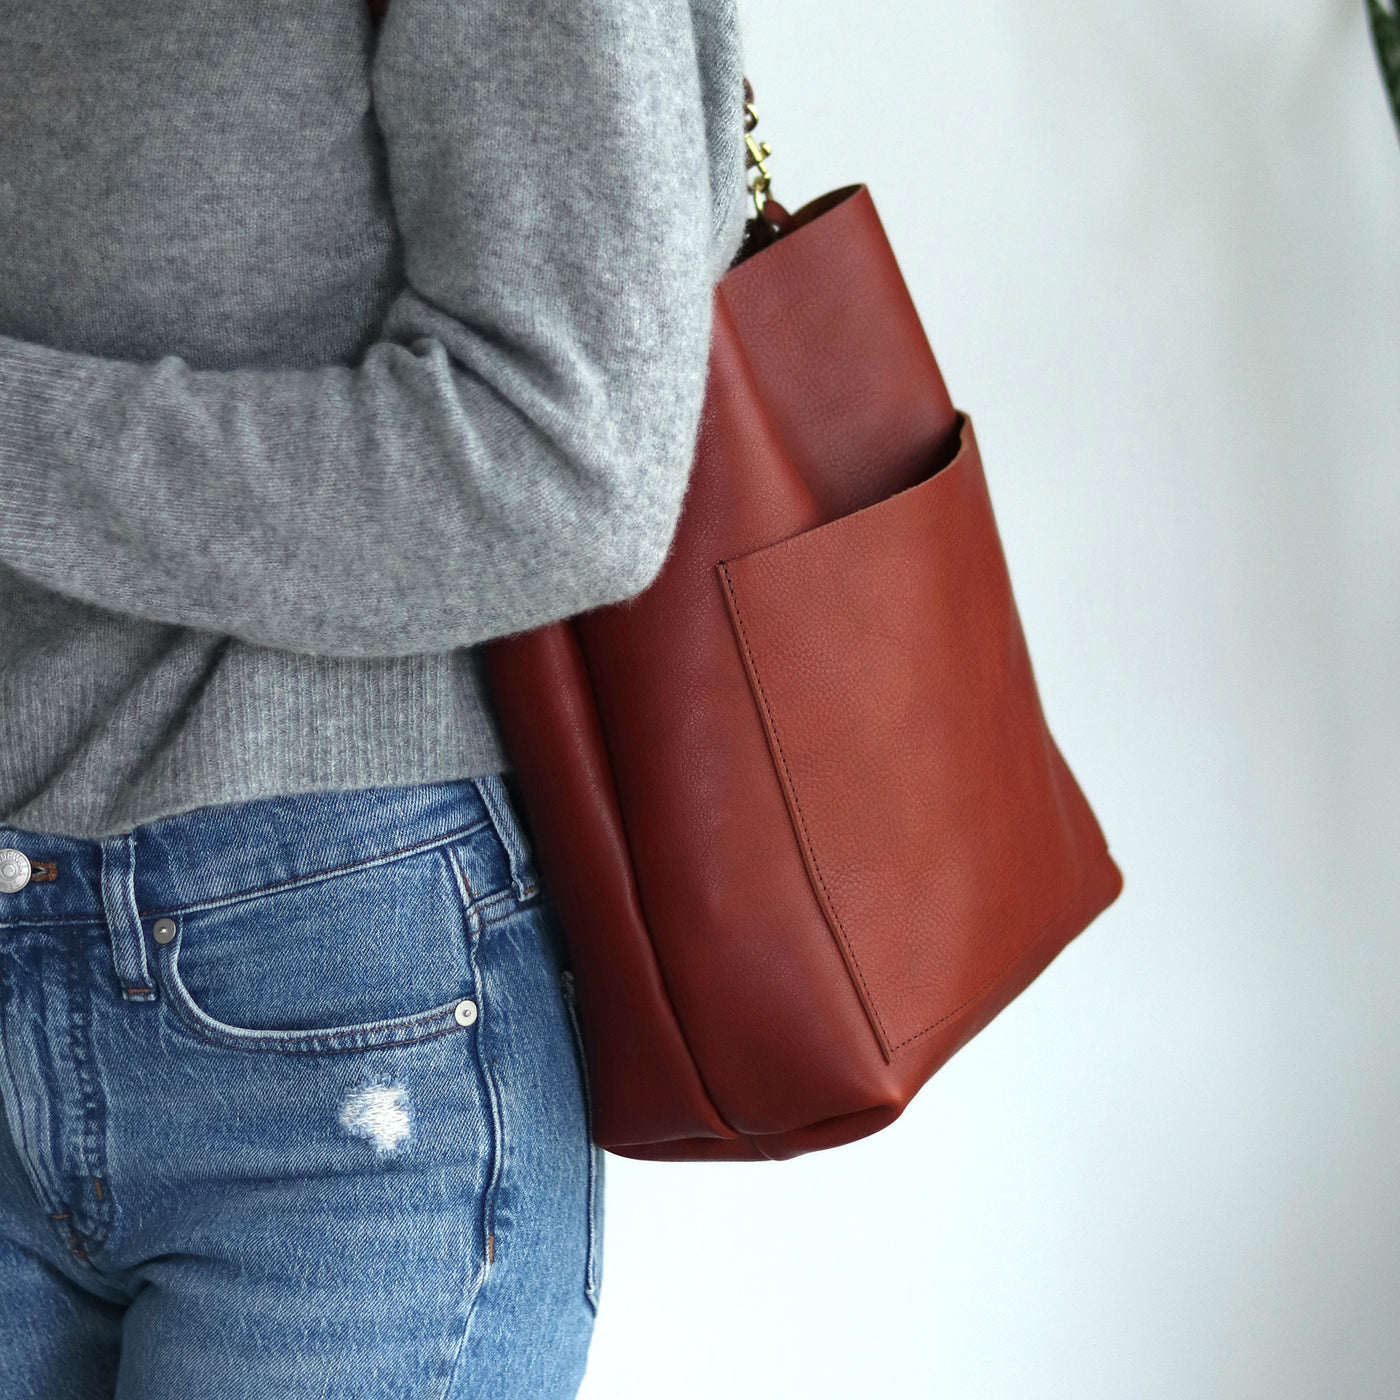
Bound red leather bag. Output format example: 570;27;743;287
484;183;1123;1160
366;0;1119;1159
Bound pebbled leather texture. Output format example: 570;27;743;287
484;623;734;1147
484;185;1122;1160
719;186;959;519
719;416;1109;1058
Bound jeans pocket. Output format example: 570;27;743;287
154;842;481;1055
560;968;604;1312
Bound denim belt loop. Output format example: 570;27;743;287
100;833;156;1002
473;775;536;903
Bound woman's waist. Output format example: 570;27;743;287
0;774;527;928
0;629;506;845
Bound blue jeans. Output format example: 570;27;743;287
0;777;602;1398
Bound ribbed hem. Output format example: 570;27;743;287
1;640;508;840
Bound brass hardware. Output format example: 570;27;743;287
743;78;775;219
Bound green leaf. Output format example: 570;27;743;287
1370;0;1400;136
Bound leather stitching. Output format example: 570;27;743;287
158;982;465;1055
880;846;1113;1051
718;562;895;1051
720;561;1114;1057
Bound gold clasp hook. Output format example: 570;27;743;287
743;79;774;219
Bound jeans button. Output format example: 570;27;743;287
0;849;31;894
152;918;177;945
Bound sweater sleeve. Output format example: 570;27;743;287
0;0;746;659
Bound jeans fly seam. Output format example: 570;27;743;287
64;934;113;1259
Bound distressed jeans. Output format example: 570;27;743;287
0;777;602;1398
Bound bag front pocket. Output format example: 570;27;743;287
718;416;1110;1059
154;842;481;1055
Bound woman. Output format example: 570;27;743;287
0;0;746;1394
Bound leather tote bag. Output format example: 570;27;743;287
485;178;1123;1160
366;0;1121;1160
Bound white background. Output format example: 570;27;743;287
579;3;1400;1397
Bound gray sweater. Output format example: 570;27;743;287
0;0;748;838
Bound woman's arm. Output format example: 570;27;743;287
0;0;746;659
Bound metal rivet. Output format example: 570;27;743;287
453;999;478;1028
152;918;177;945
0;849;32;895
